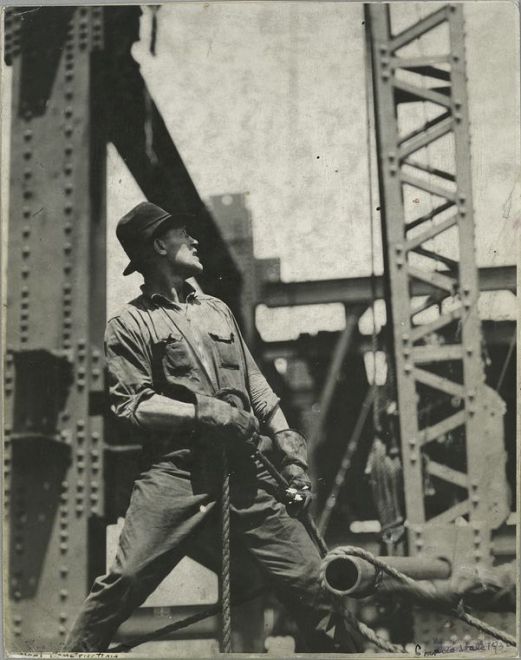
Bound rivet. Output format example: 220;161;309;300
64;162;73;175
60;566;69;577
23;150;32;160
22;207;31;218
23;130;32;141
64;262;72;274
23;169;32;180
59;612;68;622
65;183;73;195
60;589;68;600
60;543;68;553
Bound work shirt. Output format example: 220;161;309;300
105;283;280;456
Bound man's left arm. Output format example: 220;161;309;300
227;308;311;495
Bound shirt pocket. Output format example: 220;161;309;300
208;331;240;370
152;335;194;391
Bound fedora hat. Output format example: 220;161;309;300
116;202;194;276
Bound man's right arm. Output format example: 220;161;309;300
134;394;195;431
106;315;256;440
105;315;195;432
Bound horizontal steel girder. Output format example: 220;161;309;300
261;265;516;308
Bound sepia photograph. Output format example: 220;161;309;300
1;1;519;656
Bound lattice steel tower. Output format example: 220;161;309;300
366;2;512;640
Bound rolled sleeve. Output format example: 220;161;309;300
104;316;156;427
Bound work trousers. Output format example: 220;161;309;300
64;450;363;653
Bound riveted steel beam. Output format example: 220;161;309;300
5;7;106;651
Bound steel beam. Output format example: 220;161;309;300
260;320;515;362
4;7;106;650
261;265;515;308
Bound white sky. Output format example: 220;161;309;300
103;2;519;337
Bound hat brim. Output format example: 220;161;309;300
121;212;196;276
123;261;137;276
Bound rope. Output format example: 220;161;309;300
352;617;406;654
323;546;517;648
363;12;380;432
220;447;232;653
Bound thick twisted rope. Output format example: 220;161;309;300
220;447;232;653
323;546;517;648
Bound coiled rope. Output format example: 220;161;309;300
322;546;517;648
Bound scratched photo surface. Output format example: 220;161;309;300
1;2;518;657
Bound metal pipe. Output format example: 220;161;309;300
322;552;451;598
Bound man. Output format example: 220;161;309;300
64;202;362;653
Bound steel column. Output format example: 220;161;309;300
4;7;106;651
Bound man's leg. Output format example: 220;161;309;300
232;470;364;653
64;464;215;652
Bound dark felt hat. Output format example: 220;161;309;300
116;202;194;276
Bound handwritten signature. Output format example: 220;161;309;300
415;640;505;656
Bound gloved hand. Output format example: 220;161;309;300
272;429;309;481
272;429;312;514
195;393;259;443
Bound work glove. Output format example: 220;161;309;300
272;429;309;480
195;393;259;444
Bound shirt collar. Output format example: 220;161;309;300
141;281;198;308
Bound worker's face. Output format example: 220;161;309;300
153;225;203;277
